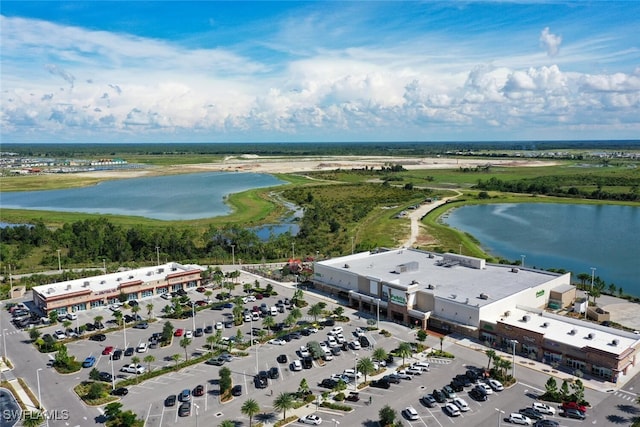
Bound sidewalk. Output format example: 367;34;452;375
0;358;40;412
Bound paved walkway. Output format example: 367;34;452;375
402;190;462;248
0;359;40;412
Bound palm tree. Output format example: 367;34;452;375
290;307;302;322
241;399;260;427
94;315;103;326
146;303;154;319
22;411;44;427
131;305;141;319
171;354;181;368
273;392;295;420
283;314;296;328
206;335;219;352
143;354;155;372
372;347;388;364
262;315;275;333
307;303;323;322
180;337;192;361
357;357;376;382
232;305;243;325
205;290;213;302
485;349;496;370
112;310;123;326
397;342;412;366
219;420;235;427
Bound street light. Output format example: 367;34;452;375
353;353;359;391
510;340;518;378
36;368;43;410
192;302;196;332
155;246;160;266
194;402;199;427
495;408;505;426
2;328;7;362
332;419;340;427
57;249;62;271
520;255;526;268
110;356;115;390
231;244;235;265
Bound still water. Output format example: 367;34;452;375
0;172;285;220
443;203;640;295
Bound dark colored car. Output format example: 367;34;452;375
385;354;394;364
535;420;560;427
442;385;455;398
469;388;488;401
111;349;123;360
98;371;112;382
449;381;464;392
194;328;204;337
290;331;302;340
232;385;242;396
193;384;205;397
331;347;342;356
165;395;177;407
129;300;138;307
85;322;96;331
277;354;288;364
124;347;134;357
383;374;401;384
455;374;472;387
465;369;479;381
432;389;446;403
323;318;335;327
300;328;311;336
301;357;313;369
320;379;337;389
562;408;586;420
90;333;107;341
346;392;360;402
472;384;488;398
178;402;191;417
133;322;148;329
254;375;267;389
204;325;213;334
371;379;391;389
268;367;280;379
112;387;128;396
359;336;370;348
519;408;544;421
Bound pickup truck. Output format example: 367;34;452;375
120;364;146;374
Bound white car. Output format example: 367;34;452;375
405;367;422;376
452;397;470;412
299;346;311;357
342;369;362;379
121;363;146;374
66;312;77;320
349;340;361;350
531;402;556;415
244;313;252;322
185;330;193;338
53;329;66;340
403;406;419;421
215;322;223;330
374;359;387;367
268;338;286;346
413;361;430;370
136;342;148;353
291;360;303;371
488;379;504;391
298;414;322;425
508;413;532;425
444;403;461;417
161;293;172;300
307;327;319;333
478;382;493;394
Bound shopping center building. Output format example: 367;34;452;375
31;262;204;315
312;248;639;382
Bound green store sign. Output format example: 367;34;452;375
536;290;545;298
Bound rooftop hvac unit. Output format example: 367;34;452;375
100;280;106;284
147;272;153;276
587;332;595;339
428;253;434;258
116;277;122;281
171;267;177;271
511;268;519;273
612;339;619;346
542;322;550;328
83;282;90;287
158;268;164;273
479;293;489;300
128;275;134;279
569;329;577;335
47;288;54;294
427;284;435;290
84;281;90;286
522;315;531;322
66;284;72;290
344;264;350;268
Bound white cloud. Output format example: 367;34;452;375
540;27;562;57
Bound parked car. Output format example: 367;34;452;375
136;342;148;353
534;420;559;427
277;354;288;364
231;384;242;396
562;401;587;413
133;322;148;329
444;403;461;417
532;402;556;415
320;378;338;389
383;374;401;384
193;384;205;397
488;378;504;391
205;356;225;366
98;371;112;382
268;367;280;379
253;375;267;389
345;392;360;402
82;356;96;368
519;408;544;421
268;338;286;346
371;379;390;389
164;395;177;407
508;413;532;425
124;347;134;357
432;389;446;403
452;397;470;412
469;387;488;401
403;406;419;421
174;329;184;337
562;408;586;420
102;346;115;356
178;402;191;417
53;330;66;340
420;394;437;408
441;384;456;398
291;360;303;371
111;349;123;360
112;387;128;396
298;414;322;425
120;364;145;374
477;382;493;394
179;389;191;402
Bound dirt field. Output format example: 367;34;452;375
79;155;558;178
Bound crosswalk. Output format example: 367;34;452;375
612;389;638;402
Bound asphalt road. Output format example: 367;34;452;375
5;271;640;427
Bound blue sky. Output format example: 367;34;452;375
1;1;639;143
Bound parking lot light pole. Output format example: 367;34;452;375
192;303;196;331
194;403;199;427
37;368;43;409
110;357;115;390
510;340;518;378
332;419;340;427
2;328;7;362
123;319;127;350
495;408;504;426
353;353;358;391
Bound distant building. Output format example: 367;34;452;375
313;248;638;382
32;262;204;315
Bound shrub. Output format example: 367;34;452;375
334;392;345;401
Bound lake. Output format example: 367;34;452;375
443;203;640;295
0;172;285;220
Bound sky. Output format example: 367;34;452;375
1;1;639;144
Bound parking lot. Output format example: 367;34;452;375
18;273;611;426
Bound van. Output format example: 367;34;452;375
270;306;278;316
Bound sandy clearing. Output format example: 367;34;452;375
78;156;557;178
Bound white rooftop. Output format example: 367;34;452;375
319;248;562;307
501;308;639;356
33;262;204;298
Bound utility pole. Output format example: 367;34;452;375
155;246;160;266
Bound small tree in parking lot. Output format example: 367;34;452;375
180;337;192;361
219;367;232;395
397;342;412;365
379;405;397;427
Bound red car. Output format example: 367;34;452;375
102;346;114;355
193;384;205;397
562;401;587;413
174;329;184;337
196;287;206;293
